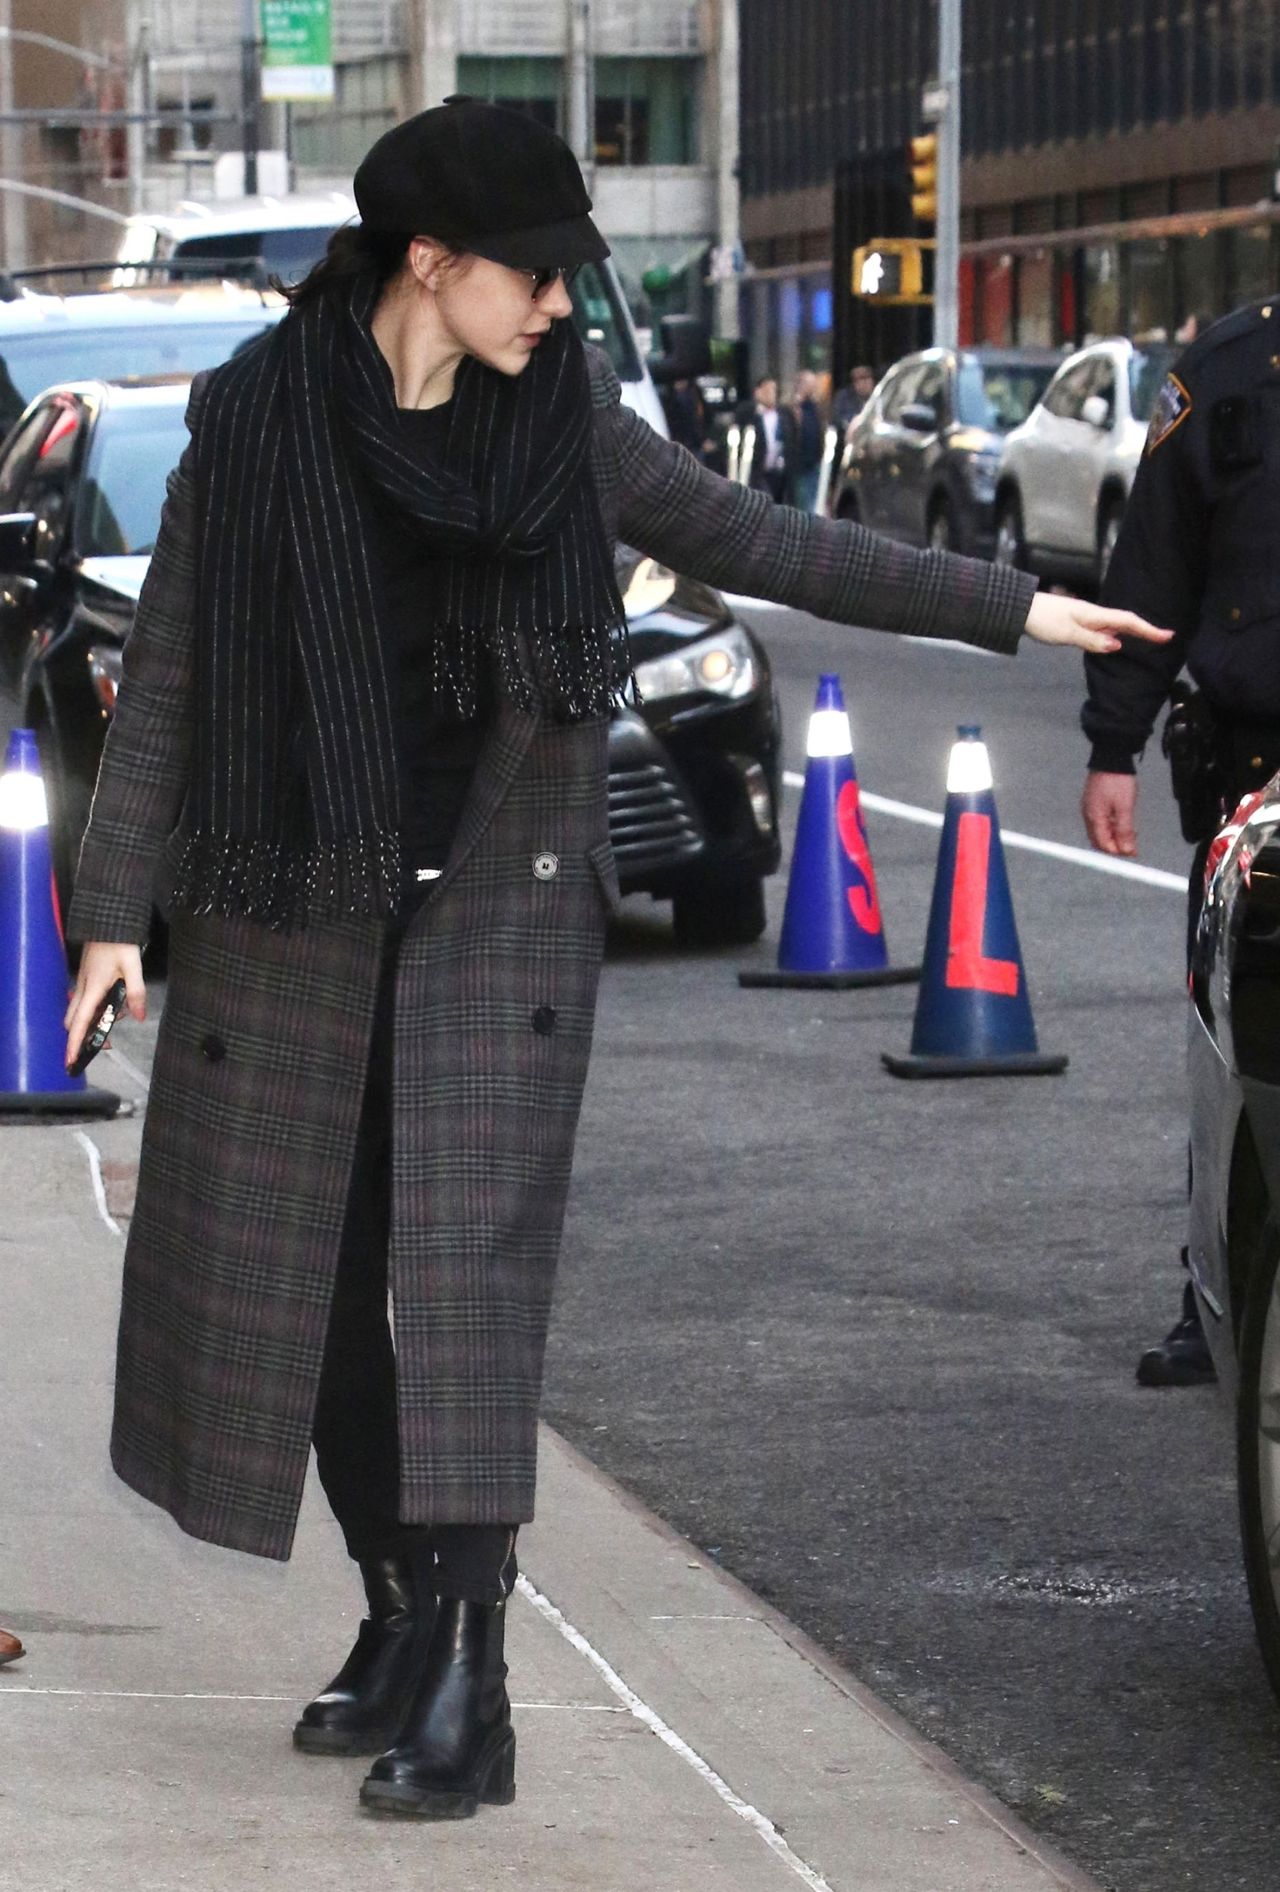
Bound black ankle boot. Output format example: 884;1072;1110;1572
293;1553;437;1756
359;1596;515;1818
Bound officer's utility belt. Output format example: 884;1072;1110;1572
1163;684;1280;843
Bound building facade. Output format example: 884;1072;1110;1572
97;0;738;334
740;0;1280;383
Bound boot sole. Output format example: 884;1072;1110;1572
360;1729;516;1819
293;1722;400;1757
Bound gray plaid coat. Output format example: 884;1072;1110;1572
68;349;1036;1561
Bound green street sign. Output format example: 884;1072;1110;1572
261;0;334;101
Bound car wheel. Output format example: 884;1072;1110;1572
1097;499;1124;590
1238;1216;1280;1704
927;498;956;552
993;493;1027;570
672;874;768;949
46;762;93;935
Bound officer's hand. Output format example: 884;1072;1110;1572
64;942;146;1069
1023;593;1173;654
1081;771;1139;858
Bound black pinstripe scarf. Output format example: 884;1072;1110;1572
170;274;628;928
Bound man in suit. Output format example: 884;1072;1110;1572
748;373;798;503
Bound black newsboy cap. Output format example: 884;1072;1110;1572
353;96;610;272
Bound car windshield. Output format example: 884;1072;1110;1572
568;262;642;382
0;315;280;436
1129;345;1178;420
955;360;1056;432
169;226;335;286
75;403;188;558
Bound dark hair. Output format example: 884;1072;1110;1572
274;223;415;311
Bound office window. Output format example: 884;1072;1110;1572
455;58;562;132
594;58;697;165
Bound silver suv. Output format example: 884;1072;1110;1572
992;337;1176;590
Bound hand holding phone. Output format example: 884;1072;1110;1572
68;977;128;1075
64;943;146;1074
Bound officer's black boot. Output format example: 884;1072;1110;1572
359;1595;515;1818
1136;1276;1217;1388
293;1551;437;1756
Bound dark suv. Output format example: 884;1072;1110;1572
831;346;1057;556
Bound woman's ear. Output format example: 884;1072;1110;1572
408;236;447;292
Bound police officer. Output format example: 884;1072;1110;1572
1081;295;1280;1386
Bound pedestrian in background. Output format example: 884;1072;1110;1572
833;362;877;438
1081;295;1280;1386
63;97;1167;1830
790;368;826;512
659;373;710;461
748;371;796;501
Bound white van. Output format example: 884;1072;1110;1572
114;198;669;434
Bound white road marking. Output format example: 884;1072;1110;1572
0;1685;623;1711
516;1572;837;1892
70;1129;123;1240
781;771;1188;893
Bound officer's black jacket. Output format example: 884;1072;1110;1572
1083;296;1280;773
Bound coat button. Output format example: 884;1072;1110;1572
200;1033;226;1063
533;852;559;881
1230;607;1242;622
532;1005;557;1036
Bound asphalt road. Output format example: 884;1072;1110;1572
16;599;1276;1890
542;604;1280;1892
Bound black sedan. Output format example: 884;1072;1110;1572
830;345;1057;556
1188;780;1280;1701
0;379;781;945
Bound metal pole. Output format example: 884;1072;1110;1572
241;0;260;196
567;0;593;186
126;8;149;216
934;0;962;348
0;0;24;268
714;0;741;341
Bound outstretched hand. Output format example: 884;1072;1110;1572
1023;591;1173;655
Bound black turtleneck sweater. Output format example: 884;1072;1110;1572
374;400;489;905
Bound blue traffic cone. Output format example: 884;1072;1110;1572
0;729;118;1116
739;674;919;989
882;726;1066;1078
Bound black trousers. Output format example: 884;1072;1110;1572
312;912;518;1605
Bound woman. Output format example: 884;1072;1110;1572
64;99;1166;1823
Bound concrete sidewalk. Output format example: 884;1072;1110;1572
0;1098;1099;1892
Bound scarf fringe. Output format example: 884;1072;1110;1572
170;829;403;931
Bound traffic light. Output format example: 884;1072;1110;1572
909;133;939;223
850;239;933;306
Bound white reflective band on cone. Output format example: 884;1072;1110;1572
807;708;853;757
0;769;48;831
946;739;994;794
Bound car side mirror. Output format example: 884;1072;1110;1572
647;314;712;387
900;402;939;434
1081;394;1112;429
0;512;38;567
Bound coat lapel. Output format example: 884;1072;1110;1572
413;700;540;916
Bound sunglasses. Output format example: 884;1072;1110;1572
525;264;582;300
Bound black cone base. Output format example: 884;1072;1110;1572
0;1086;121;1118
739;964;921;990
881;1050;1068;1080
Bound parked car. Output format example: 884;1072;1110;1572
0;379;781;943
1188;781;1280;1702
0;277;288;436
829;346;1057;555
112;194;358;287
992;337;1177;589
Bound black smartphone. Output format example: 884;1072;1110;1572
68;978;129;1077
